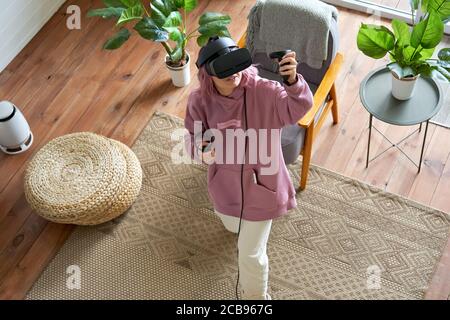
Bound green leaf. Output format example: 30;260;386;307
164;27;183;43
134;17;169;42
388;62;415;78
199;12;231;25
178;33;186;47
392;19;410;46
164;11;182;27
119;0;140;8
87;7;125;19
174;0;198;12
427;59;441;67
171;46;183;61
420;47;435;60
439;61;450;70
425;0;450;21
438;48;450;68
416;63;433;76
103;28;131;49
117;5;143;26
409;0;420;10
152;0;174;15
410;11;444;48
103;0;127;8
415;59;449;82
198;21;231;37
197;34;210;46
435;65;450;81
217;28;231;38
165;0;179;13
421;0;430;12
356;24;395;59
426;65;450;81
402;45;418;62
150;3;168;27
438;47;450;61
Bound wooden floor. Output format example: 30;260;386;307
0;0;449;299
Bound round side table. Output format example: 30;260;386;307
360;67;444;173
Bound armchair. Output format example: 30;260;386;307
238;10;343;191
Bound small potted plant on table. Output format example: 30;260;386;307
357;0;449;100
88;0;232;87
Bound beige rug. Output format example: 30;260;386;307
27;111;450;300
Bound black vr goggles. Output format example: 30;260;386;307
196;37;252;79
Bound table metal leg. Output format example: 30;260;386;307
366;114;372;168
419;123;422;133
418;120;429;173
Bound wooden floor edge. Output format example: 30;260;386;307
0;223;74;300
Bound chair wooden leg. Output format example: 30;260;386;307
300;125;314;191
330;83;339;125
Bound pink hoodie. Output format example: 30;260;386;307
184;66;313;221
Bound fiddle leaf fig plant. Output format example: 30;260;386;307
357;0;450;81
88;0;231;67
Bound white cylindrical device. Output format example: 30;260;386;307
0;101;33;154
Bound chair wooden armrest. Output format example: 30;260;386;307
298;52;343;127
237;33;247;48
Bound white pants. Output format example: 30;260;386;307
214;209;272;300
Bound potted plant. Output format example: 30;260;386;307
88;0;232;87
357;0;449;100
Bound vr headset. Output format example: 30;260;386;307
196;37;252;79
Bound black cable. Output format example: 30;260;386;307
235;88;248;300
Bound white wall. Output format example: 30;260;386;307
0;0;66;72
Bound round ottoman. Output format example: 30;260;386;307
24;132;142;225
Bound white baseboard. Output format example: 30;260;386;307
0;0;66;73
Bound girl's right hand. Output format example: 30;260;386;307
201;141;215;165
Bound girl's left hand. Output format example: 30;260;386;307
279;51;298;85
201;141;215;165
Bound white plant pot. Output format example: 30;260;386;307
391;71;419;100
165;52;191;87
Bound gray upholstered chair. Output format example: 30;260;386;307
238;5;343;190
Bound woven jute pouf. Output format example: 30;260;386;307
24;132;142;225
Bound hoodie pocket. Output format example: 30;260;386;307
208;168;241;208
245;169;278;210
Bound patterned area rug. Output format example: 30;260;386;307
27;111;450;300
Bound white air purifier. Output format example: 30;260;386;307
0;101;33;154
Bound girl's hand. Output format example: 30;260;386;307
279;51;298;85
201;141;215;165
